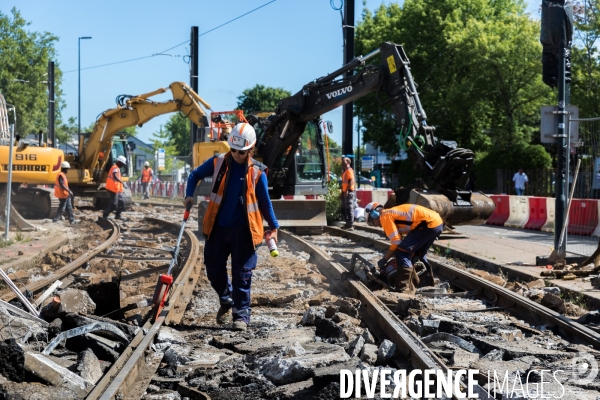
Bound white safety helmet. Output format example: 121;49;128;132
144;161;150;167
116;155;127;164
227;123;256;151
60;161;70;169
364;202;382;226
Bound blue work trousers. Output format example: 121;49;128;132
395;224;444;268
204;225;257;323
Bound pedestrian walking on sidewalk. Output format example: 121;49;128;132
141;161;154;199
53;161;77;224
513;168;528;196
102;155;127;220
365;202;443;294
184;122;279;332
341;157;355;229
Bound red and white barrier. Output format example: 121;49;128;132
541;198;555;233
504;196;530;228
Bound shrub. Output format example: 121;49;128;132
325;180;342;223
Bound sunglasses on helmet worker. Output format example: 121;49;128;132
230;149;247;155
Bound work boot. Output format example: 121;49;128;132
232;320;247;331
70;219;80;225
395;266;419;296
216;304;232;325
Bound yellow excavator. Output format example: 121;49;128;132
0;82;211;218
0;92;65;219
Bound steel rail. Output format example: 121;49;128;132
86;218;200;400
323;226;600;350
279;229;493;400
2;219;121;302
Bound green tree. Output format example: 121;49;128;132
236;84;291;112
571;0;600;117
354;0;553;155
150;125;184;174
0;8;64;136
164;113;190;156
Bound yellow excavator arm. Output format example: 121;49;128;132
79;81;211;172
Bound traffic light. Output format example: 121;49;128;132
540;0;573;88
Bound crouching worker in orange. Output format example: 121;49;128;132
364;202;443;294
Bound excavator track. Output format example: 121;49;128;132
11;186;59;219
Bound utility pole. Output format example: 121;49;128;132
190;26;199;156
47;61;55;148
341;0;354;157
540;0;573;252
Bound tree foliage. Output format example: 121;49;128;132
164;113;190;156
354;0;553;157
236;84;291;113
0;8;64;136
571;0;600;117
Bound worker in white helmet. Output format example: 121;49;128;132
102;155;127;220
53;161;78;224
184;123;279;332
141;161;154;199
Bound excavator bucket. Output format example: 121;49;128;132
269;199;326;234
407;189;496;226
197;199;326;234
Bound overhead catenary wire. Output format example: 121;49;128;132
63;0;277;74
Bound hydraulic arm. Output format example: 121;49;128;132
248;42;494;224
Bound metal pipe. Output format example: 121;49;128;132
4;122;14;240
48;61;55;147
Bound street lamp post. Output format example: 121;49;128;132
78;36;92;136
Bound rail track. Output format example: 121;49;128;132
4;209;600;398
0;211;201;399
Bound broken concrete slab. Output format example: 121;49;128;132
450;348;480;368
360;343;378;364
541;293;566;313
283;342;306;357
234;327;315;354
324;305;339;318
362;329;375;345
57;289;96;315
300;306;325;326
160;343;227;368
315;316;344;339
422;333;480;354
271;289;303;305
377;339;396;363
0;339;25;382
335;298;361;318
157;326;187;345
77;349;103;384
142;390;181;400
312;357;362;389
488;326;523;341
24;352;91;397
526;279;546;289
254;342;350;385
347;334;365;358
308;291;337;306
0;307;47;343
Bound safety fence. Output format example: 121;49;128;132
486;194;600;256
130;181;187;199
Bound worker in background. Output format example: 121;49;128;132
364;202;443;294
141;161;154;199
102;155;127;220
184;123;279;332
341;157;355;230
53;161;78;224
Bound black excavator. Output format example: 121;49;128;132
244;41;495;226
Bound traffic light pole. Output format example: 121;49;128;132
554;47;567;252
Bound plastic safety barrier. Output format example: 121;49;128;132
568;199;599;236
524;197;547;230
355;190;373;208
504;196;530;228
541;198;555;232
592;201;600;237
486;195;510;226
371;189;392;205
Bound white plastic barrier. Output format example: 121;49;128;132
541;197;555;233
504;196;530;228
371;189;392;205
591;200;600;237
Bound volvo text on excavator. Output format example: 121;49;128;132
202;42;495;226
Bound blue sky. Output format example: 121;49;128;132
1;0;540;147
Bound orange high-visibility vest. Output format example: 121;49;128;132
106;164;123;193
141;167;153;183
380;204;443;251
202;153;266;248
342;168;355;192
54;172;70;199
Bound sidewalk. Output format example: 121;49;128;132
0;235;68;272
434;224;600;309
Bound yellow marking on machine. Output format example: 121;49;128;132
387;55;397;74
